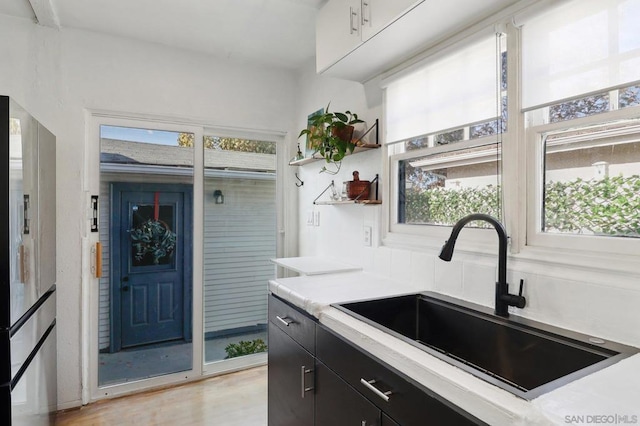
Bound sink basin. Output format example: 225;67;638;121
334;292;637;399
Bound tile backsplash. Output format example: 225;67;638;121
354;246;640;347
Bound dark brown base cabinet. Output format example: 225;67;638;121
268;295;486;426
268;295;317;426
315;361;380;425
268;322;315;426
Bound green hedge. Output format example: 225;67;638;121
404;175;640;237
404;185;500;225
544;175;640;236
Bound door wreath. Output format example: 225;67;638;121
130;219;177;264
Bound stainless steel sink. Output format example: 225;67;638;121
334;292;637;400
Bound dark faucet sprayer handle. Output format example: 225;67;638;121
499;279;526;310
515;279;527;308
518;279;525;298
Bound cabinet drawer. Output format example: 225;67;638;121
268;295;316;354
316;325;485;426
316;361;380;426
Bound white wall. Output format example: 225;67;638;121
294;63;384;265
0;14;296;409
294;64;640;350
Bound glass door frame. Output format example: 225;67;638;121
85;112;288;403
85;114;203;402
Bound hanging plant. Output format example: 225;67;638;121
298;102;364;174
130;219;177;264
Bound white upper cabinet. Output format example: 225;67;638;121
316;0;523;82
360;0;421;41
316;0;422;74
316;0;363;74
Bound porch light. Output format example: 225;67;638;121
213;189;224;204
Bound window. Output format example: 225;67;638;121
387;32;506;232
521;0;640;111
385;0;640;262
526;100;640;253
523;0;640;254
398;144;501;227
541;121;640;238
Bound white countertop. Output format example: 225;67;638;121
269;271;640;426
271;256;362;275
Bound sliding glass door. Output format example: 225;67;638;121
201;135;276;370
98;125;194;386
90;116;282;400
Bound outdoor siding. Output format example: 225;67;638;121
203;177;276;335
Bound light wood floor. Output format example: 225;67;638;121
56;366;267;425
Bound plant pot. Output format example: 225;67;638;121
346;171;370;200
331;125;355;143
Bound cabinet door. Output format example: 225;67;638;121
316;361;380;426
361;0;423;40
382;413;400;426
316;0;362;73
316;325;485;426
268;322;314;426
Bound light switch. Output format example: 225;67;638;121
314;211;320;226
306;211;314;226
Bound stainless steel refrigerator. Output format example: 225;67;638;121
1;96;57;424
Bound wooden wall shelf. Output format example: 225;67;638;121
290;119;380;166
313;174;380;205
314;199;382;205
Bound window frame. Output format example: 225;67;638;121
383;24;513;254
383;14;640;272
389;136;503;242
525;105;640;257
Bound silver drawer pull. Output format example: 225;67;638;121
360;378;392;402
301;366;314;398
276;315;294;326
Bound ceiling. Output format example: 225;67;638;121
0;0;324;69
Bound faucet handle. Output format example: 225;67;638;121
518;279;525;297
512;279;526;309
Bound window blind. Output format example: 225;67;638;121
521;0;640;110
384;34;499;143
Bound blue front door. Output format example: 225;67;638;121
112;183;192;350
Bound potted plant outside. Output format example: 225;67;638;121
299;104;364;173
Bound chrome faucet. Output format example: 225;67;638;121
438;213;525;317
